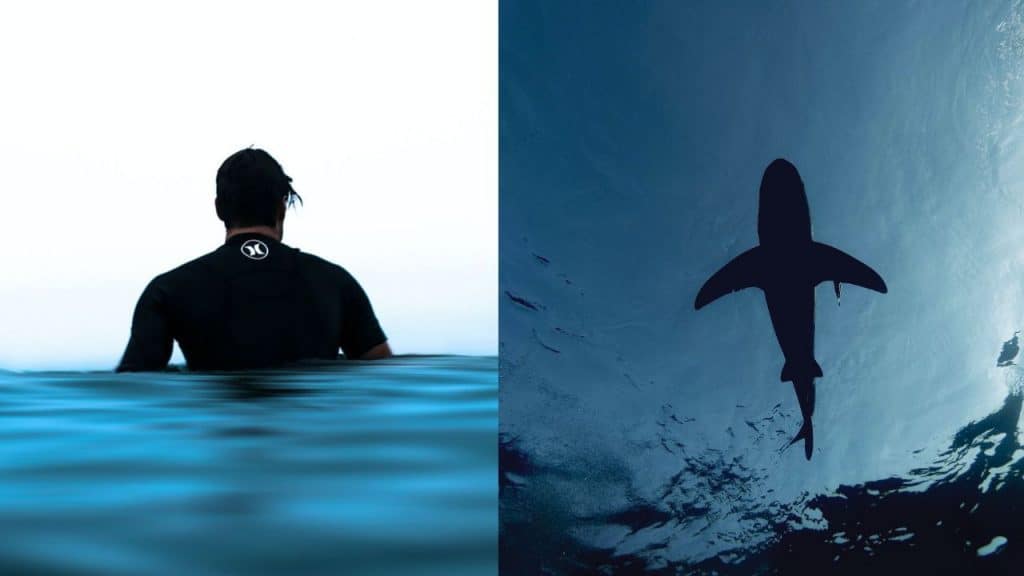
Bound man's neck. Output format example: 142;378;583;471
226;225;282;242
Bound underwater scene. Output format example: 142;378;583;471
500;0;1024;573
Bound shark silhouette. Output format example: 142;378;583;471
694;158;887;460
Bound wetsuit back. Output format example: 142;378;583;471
116;232;386;371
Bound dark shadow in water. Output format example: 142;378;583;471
687;387;1024;575
188;358;379;401
501;338;1024;575
997;331;1019;366
499;433;535;492
210;374;317;401
500;434;675;575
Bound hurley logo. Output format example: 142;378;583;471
240;239;269;260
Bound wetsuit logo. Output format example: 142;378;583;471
240;239;269;260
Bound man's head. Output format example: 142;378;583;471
215;148;302;233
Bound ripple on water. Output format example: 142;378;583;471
0;356;496;576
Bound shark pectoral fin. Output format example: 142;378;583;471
810;242;887;294
694;246;764;309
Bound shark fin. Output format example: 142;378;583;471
811;242;887;294
695;246;764;309
784;419;814;460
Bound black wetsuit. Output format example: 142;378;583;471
116;232;386;371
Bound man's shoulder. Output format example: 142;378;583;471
148;248;225;289
294;250;358;285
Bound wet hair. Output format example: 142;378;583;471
215;147;302;228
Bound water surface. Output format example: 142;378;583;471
0;355;496;575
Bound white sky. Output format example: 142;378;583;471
0;1;496;369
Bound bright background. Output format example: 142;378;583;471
0;1;496;369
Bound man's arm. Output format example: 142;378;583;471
360;341;393;360
116;281;174;372
339;273;390;360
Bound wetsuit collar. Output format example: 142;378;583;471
225;231;280;247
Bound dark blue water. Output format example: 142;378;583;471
0;356;496;575
502;346;1024;574
500;1;1024;573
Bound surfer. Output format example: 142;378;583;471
116;147;392;372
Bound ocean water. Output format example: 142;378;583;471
0;355;496;575
501;0;1024;574
501;343;1024;574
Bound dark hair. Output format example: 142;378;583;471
215;147;303;228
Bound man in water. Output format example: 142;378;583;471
116;148;392;372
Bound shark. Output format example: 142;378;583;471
695;158;887;460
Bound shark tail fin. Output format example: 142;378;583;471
780;359;822;382
784;419;814;460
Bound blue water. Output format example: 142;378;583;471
502;342;1024;574
0;356;496;575
501;0;1024;573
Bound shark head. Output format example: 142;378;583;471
758;158;812;247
